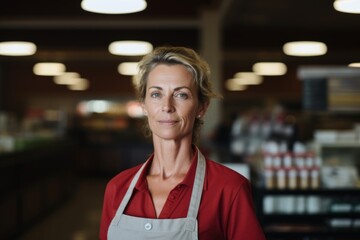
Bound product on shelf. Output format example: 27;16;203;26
262;141;321;190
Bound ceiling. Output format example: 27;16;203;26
223;0;360;65
1;0;360;95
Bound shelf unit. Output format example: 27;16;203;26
255;188;360;240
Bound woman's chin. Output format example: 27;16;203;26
152;132;191;142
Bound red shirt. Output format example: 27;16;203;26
100;149;266;240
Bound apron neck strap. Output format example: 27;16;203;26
186;148;206;219
116;161;147;216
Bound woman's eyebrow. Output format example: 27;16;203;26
148;86;191;91
148;86;162;90
174;86;191;91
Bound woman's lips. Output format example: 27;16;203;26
158;120;178;125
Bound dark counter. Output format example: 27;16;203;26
0;139;77;240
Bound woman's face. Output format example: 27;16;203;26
143;64;206;142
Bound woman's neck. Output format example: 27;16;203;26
150;137;194;180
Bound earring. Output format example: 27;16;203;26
197;115;201;119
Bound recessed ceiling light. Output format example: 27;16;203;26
0;41;37;56
334;0;360;14
252;62;287;76
283;41;327;56
33;62;66;76
348;62;360;67
109;40;153;56
118;62;139;75
81;0;147;14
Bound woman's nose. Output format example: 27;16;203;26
161;96;174;113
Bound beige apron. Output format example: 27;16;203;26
107;150;206;240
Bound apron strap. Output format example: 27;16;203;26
186;148;206;219
112;161;148;225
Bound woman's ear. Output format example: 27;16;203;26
197;101;209;118
142;103;148;116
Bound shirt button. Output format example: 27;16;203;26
144;223;152;231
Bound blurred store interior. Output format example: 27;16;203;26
1;0;360;239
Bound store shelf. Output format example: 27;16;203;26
260;188;360;196
255;187;360;240
265;228;360;240
262;213;359;220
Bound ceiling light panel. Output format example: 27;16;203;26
348;62;360;67
109;40;153;56
81;0;147;14
118;62;139;75
334;0;360;14
233;72;263;85
33;62;66;76
283;41;327;56
225;79;247;91
252;62;287;76
53;72;80;85
68;78;89;91
0;41;37;56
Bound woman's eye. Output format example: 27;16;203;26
175;92;189;99
150;92;161;98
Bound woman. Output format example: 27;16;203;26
100;46;266;240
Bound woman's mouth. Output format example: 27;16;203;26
158;120;178;125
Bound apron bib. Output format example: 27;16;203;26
108;149;206;240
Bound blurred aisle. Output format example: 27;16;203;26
18;178;107;240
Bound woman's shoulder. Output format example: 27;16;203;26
205;159;250;187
